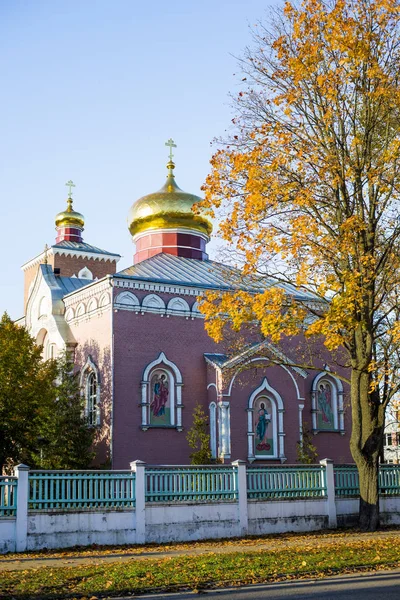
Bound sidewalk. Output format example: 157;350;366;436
2;528;400;572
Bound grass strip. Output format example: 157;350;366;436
2;528;398;562
1;537;399;599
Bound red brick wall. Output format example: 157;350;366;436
53;255;117;279
111;291;352;468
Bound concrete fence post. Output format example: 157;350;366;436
232;460;248;536
14;464;30;552
130;460;146;544
320;458;337;529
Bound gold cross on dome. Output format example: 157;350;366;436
65;180;76;198
165;138;177;161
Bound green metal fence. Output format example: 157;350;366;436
0;477;17;517
247;465;326;499
5;464;399;513
145;465;238;502
334;464;400;497
380;465;400;495
29;471;135;510
334;466;359;497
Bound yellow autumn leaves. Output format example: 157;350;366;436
198;0;400;375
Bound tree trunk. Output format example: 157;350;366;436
350;362;383;532
357;455;380;531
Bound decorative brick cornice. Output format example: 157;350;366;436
53;248;119;263
21;248;119;271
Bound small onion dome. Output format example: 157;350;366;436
55;197;85;229
128;161;212;239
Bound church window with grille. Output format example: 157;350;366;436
80;356;101;427
87;372;98;426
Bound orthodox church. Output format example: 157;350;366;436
18;141;352;467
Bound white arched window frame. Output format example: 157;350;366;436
87;298;98;313
209;401;217;459
142;294;166;314
80;356;101;427
247;377;285;462
141;352;183;430
166;297;191;317
115;291;140;311
311;372;344;433
191;300;204;319
78;266;93;280
47;343;57;360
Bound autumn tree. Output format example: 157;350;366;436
0;313;56;473
31;351;95;470
0;315;94;471
200;0;400;530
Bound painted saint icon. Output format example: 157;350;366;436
254;397;274;455
317;382;334;429
150;371;170;425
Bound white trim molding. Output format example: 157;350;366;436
298;403;305;446
218;401;231;460
247;377;286;462
209;402;217;459
225;356;304;400
133;227;210;245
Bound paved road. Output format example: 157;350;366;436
137;569;400;599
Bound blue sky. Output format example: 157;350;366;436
0;0;272;318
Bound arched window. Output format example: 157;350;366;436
80;356;101;427
141;352;183;430
38;296;48;318
247;377;285;461
87;372;98;426
311;372;344;433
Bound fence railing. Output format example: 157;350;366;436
247;465;326;499
334;464;400;497
3;463;400;516
145;465;238;502
0;477;18;517
28;471;135;510
379;465;400;495
334;466;359;497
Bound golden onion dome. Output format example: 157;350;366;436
128;160;212;239
55;197;85;229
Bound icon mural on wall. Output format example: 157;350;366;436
254;396;274;456
317;381;334;430
150;370;170;425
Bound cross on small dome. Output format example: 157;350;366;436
165;138;177;162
